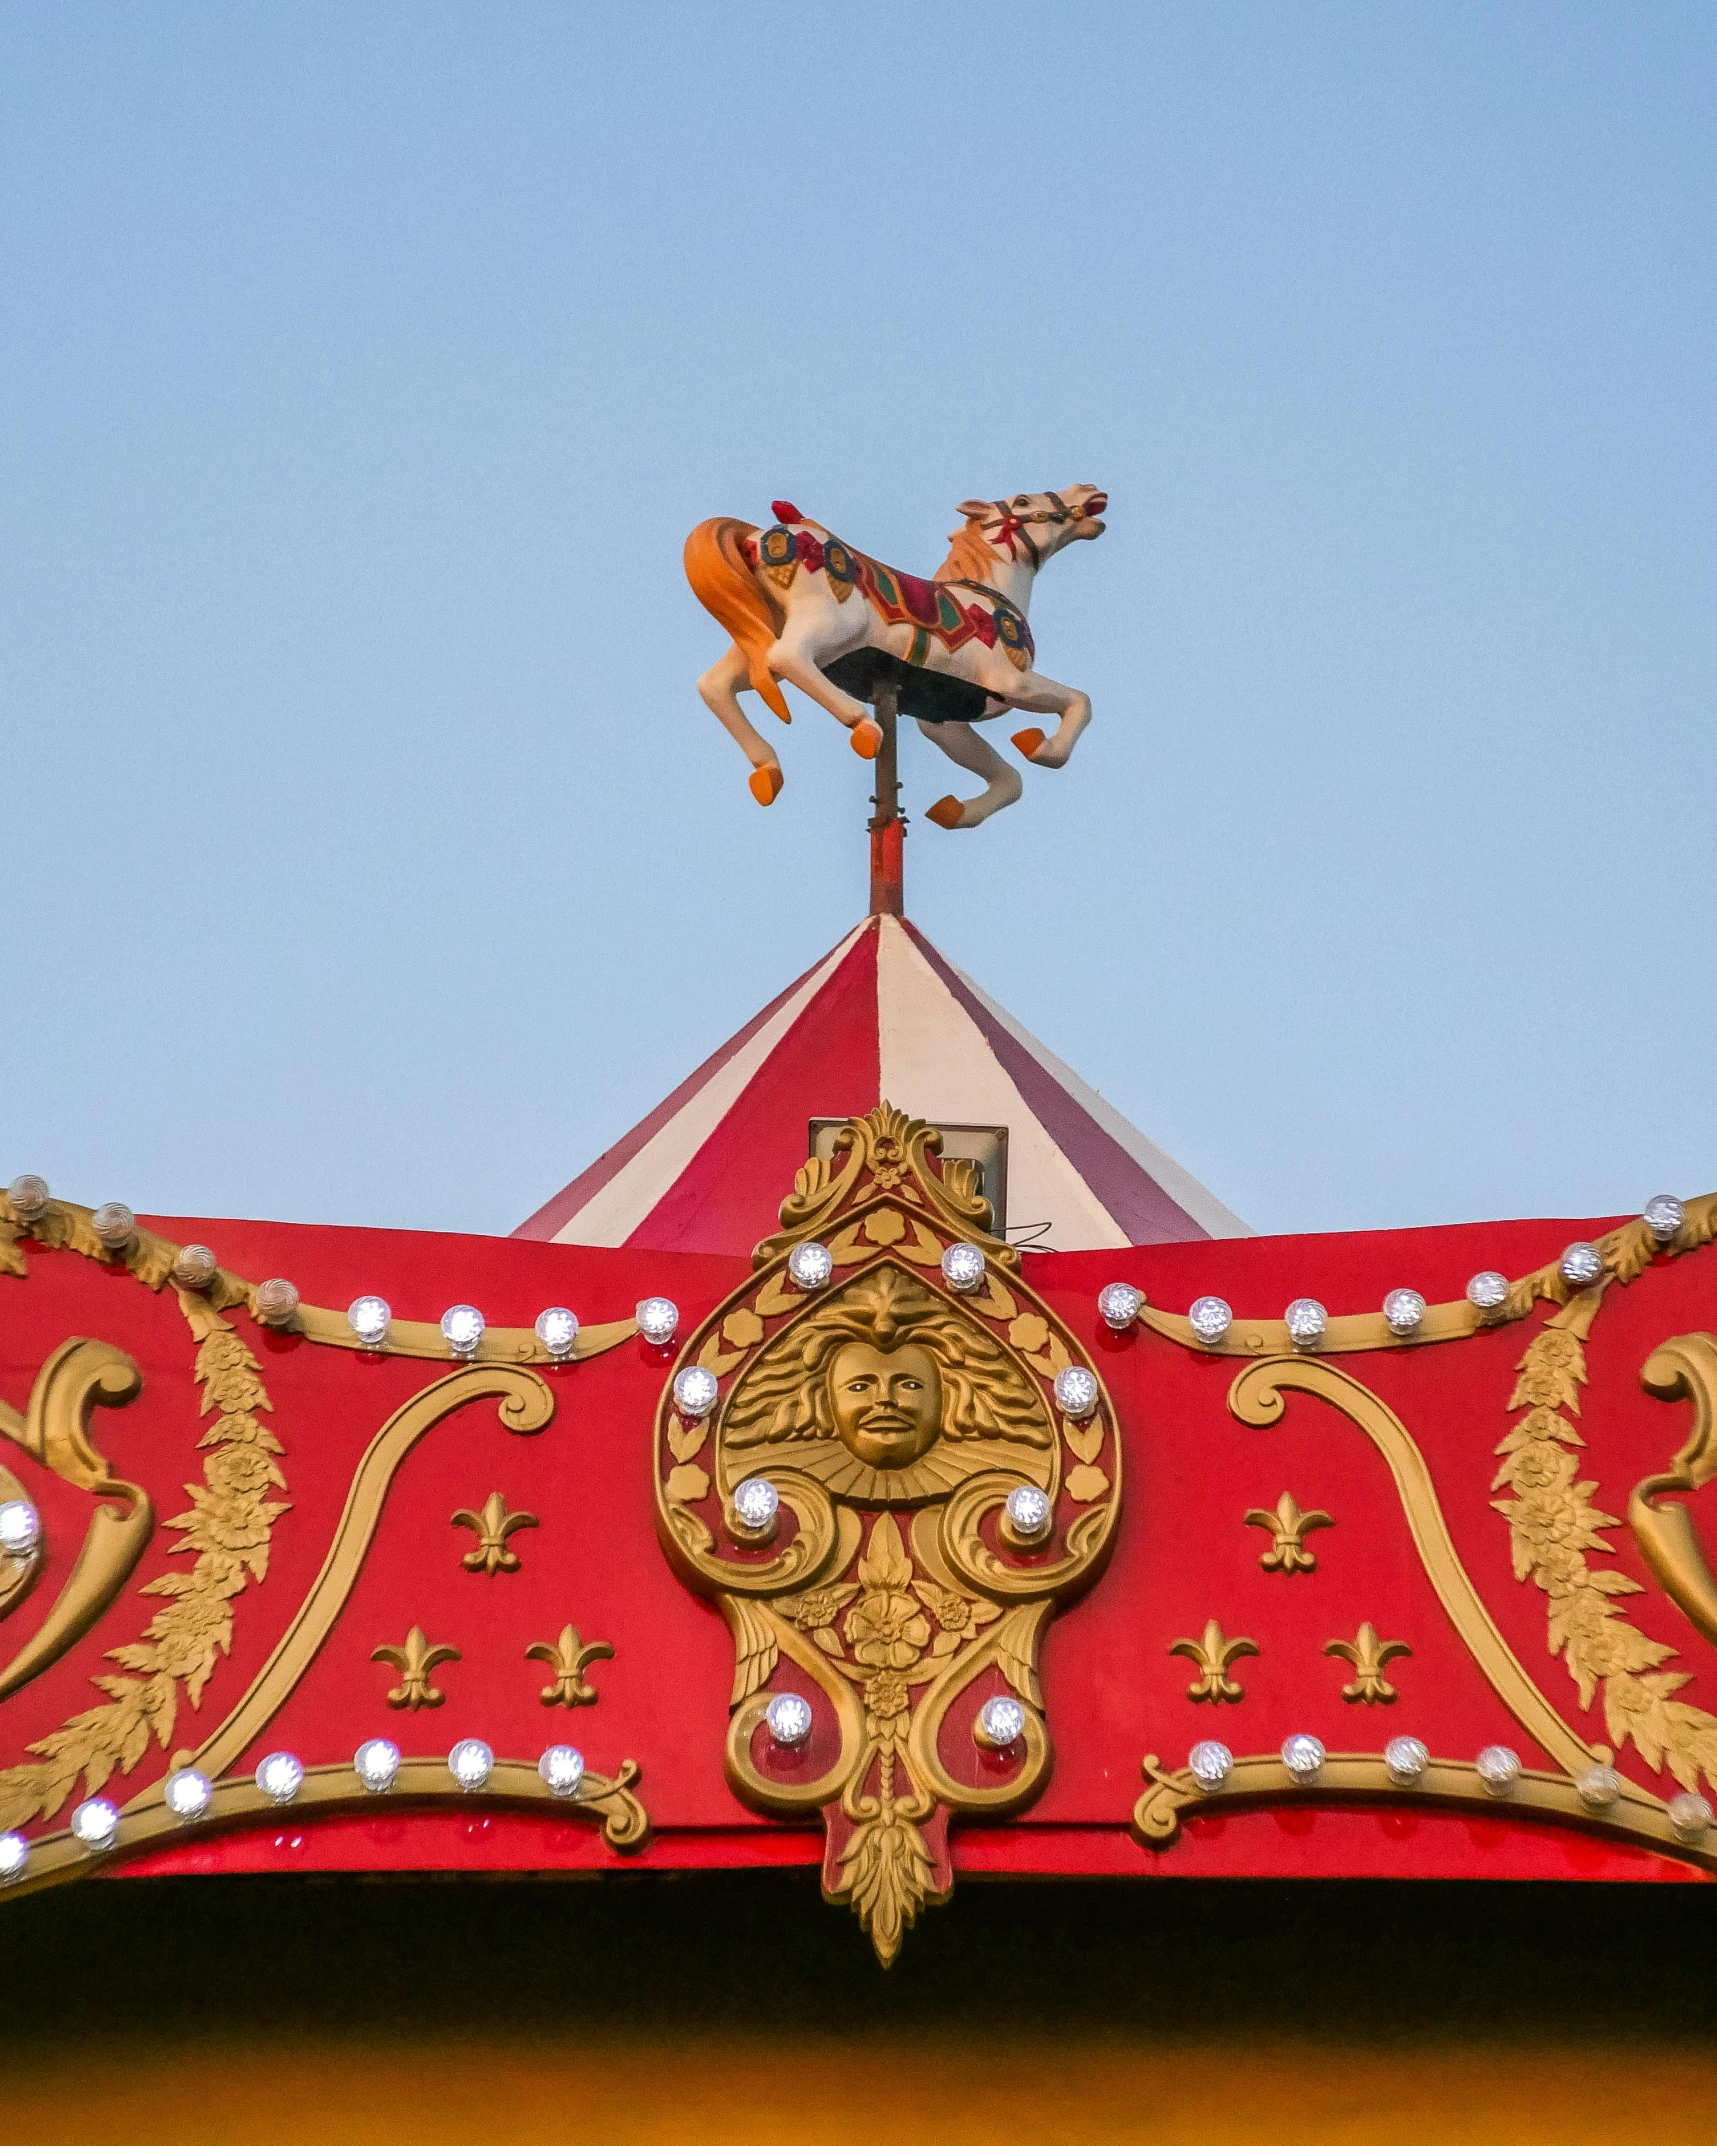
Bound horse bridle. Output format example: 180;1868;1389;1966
977;491;1076;569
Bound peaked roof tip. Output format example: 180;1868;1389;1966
514;915;1250;1259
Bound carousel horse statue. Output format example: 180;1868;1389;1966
683;485;1107;829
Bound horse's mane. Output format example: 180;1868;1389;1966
934;520;1000;588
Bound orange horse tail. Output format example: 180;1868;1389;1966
684;518;791;724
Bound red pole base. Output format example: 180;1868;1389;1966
869;818;905;917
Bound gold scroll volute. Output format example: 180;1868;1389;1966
652;1102;1122;1963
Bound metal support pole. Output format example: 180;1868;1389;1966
868;677;905;917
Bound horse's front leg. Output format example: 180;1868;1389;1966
1005;673;1091;769
917;718;1024;830
766;623;884;759
698;641;785;805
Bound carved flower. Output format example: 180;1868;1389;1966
845;1590;930;1669
1510;1444;1576;1492
915;1582;973;1632
794;1587;848;1632
866;1670;910;1719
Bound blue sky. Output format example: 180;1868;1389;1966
5;3;1714;1238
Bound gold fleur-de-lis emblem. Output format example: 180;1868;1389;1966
451;1491;539;1576
1169;1618;1259;1703
525;1623;615;1707
1325;1621;1411;1703
371;1624;460;1709
1244;1492;1334;1574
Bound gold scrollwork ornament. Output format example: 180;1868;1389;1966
654;1104;1122;1964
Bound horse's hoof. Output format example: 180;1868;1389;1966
926;795;967;830
1011;727;1047;761
850;720;883;760
749;765;784;807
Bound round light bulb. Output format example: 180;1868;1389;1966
254;1278;300;1328
1577;1763;1621;1812
1282;1734;1326;1784
1644;1195;1686;1245
1466;1271;1509;1315
171;1243;218;1290
672;1365;720;1419
0;1500;41;1558
449;1738;493;1791
975;1695;1026;1750
539;1744;586;1797
0;1831;28;1883
7;1174;49;1220
1004;1484;1052;1542
731;1477;779;1536
1383;1288;1426;1337
440;1305;484;1358
636;1296;679;1346
164;1768;213;1822
765;1693;814;1749
1052;1365;1099;1419
1098;1281;1144;1330
787;1242;833;1290
354;1737;400;1793
91;1202;136;1249
1284;1298;1327;1349
1560;1242;1604;1288
1188;1296;1233;1346
347;1295;391;1349
1385;1735;1429;1786
256;1751;304;1804
1475;1744;1521;1796
71;1797;120;1850
1668;1790;1712;1842
1188;1739;1233;1793
940;1242;986;1293
535;1307;579;1361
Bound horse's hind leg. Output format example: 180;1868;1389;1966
698;643;785;805
917;718;1023;830
766;629;884;759
1005;673;1091;769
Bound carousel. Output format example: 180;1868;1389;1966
5;491;1712;2141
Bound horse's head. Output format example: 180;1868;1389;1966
953;486;1107;570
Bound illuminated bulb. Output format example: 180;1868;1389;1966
71;1797;120;1850
1466;1272;1508;1315
1284;1299;1327;1349
1004;1484;1052;1542
1053;1365;1099;1419
1385;1735;1429;1786
354;1738;400;1793
1383;1288;1425;1337
1577;1764;1621;1812
164;1768;213;1822
1188;1740;1233;1792
1098;1281;1144;1329
254;1278;300;1327
1282;1734;1325;1784
765;1694;813;1749
1644;1195;1685;1244
440;1305;484;1358
673;1365;719;1419
92;1202;136;1249
171;1243;217;1290
0;1832;27;1883
256;1751;304;1804
636;1297;679;1346
975;1695;1026;1750
731;1477;779;1537
1560;1242;1604;1288
940;1242;986;1292
539;1745;586;1797
788;1242;833;1290
449;1738;494;1791
7;1174;49;1219
1476;1744;1521;1796
0;1500;41;1558
1188;1296;1233;1346
535;1307;579;1361
347;1295;391;1349
1668;1790;1712;1843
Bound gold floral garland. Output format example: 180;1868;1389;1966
0;1206;289;1832
1493;1283;1717;1799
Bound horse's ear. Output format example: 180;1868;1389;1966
955;499;991;521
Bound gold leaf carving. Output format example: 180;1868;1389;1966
667;1419;707;1464
666;1463;711;1506
862;1207;906;1246
1063;1417;1103;1466
723;1308;765;1350
1008;1314;1049;1355
1066;1464;1109;1503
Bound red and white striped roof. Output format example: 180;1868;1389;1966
514;916;1249;1256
